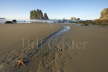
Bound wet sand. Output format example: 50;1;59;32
52;24;108;72
0;23;108;72
26;24;108;72
0;23;61;72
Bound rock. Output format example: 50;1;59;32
100;8;108;20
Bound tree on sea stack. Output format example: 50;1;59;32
44;13;49;20
30;10;38;19
36;9;44;19
30;9;49;20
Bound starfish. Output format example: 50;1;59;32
16;58;25;66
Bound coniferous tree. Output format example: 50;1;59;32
38;9;44;19
44;13;49;20
30;10;38;19
30;9;49;20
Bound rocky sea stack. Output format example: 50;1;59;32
93;8;108;25
100;8;108;20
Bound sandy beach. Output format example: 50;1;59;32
58;24;108;72
0;23;61;72
32;24;108;72
0;23;108;72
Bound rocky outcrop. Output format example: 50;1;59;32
100;8;108;20
93;8;108;25
30;9;49;20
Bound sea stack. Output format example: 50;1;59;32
100;8;108;20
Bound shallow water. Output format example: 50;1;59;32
51;26;71;38
24;26;71;59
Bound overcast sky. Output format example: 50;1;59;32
0;0;108;20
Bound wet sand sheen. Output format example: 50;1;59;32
27;24;108;72
0;23;61;72
58;24;108;72
0;23;108;72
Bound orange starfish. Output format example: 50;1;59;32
16;58;25;66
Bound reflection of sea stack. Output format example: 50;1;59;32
100;8;108;20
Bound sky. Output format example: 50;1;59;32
0;0;108;20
